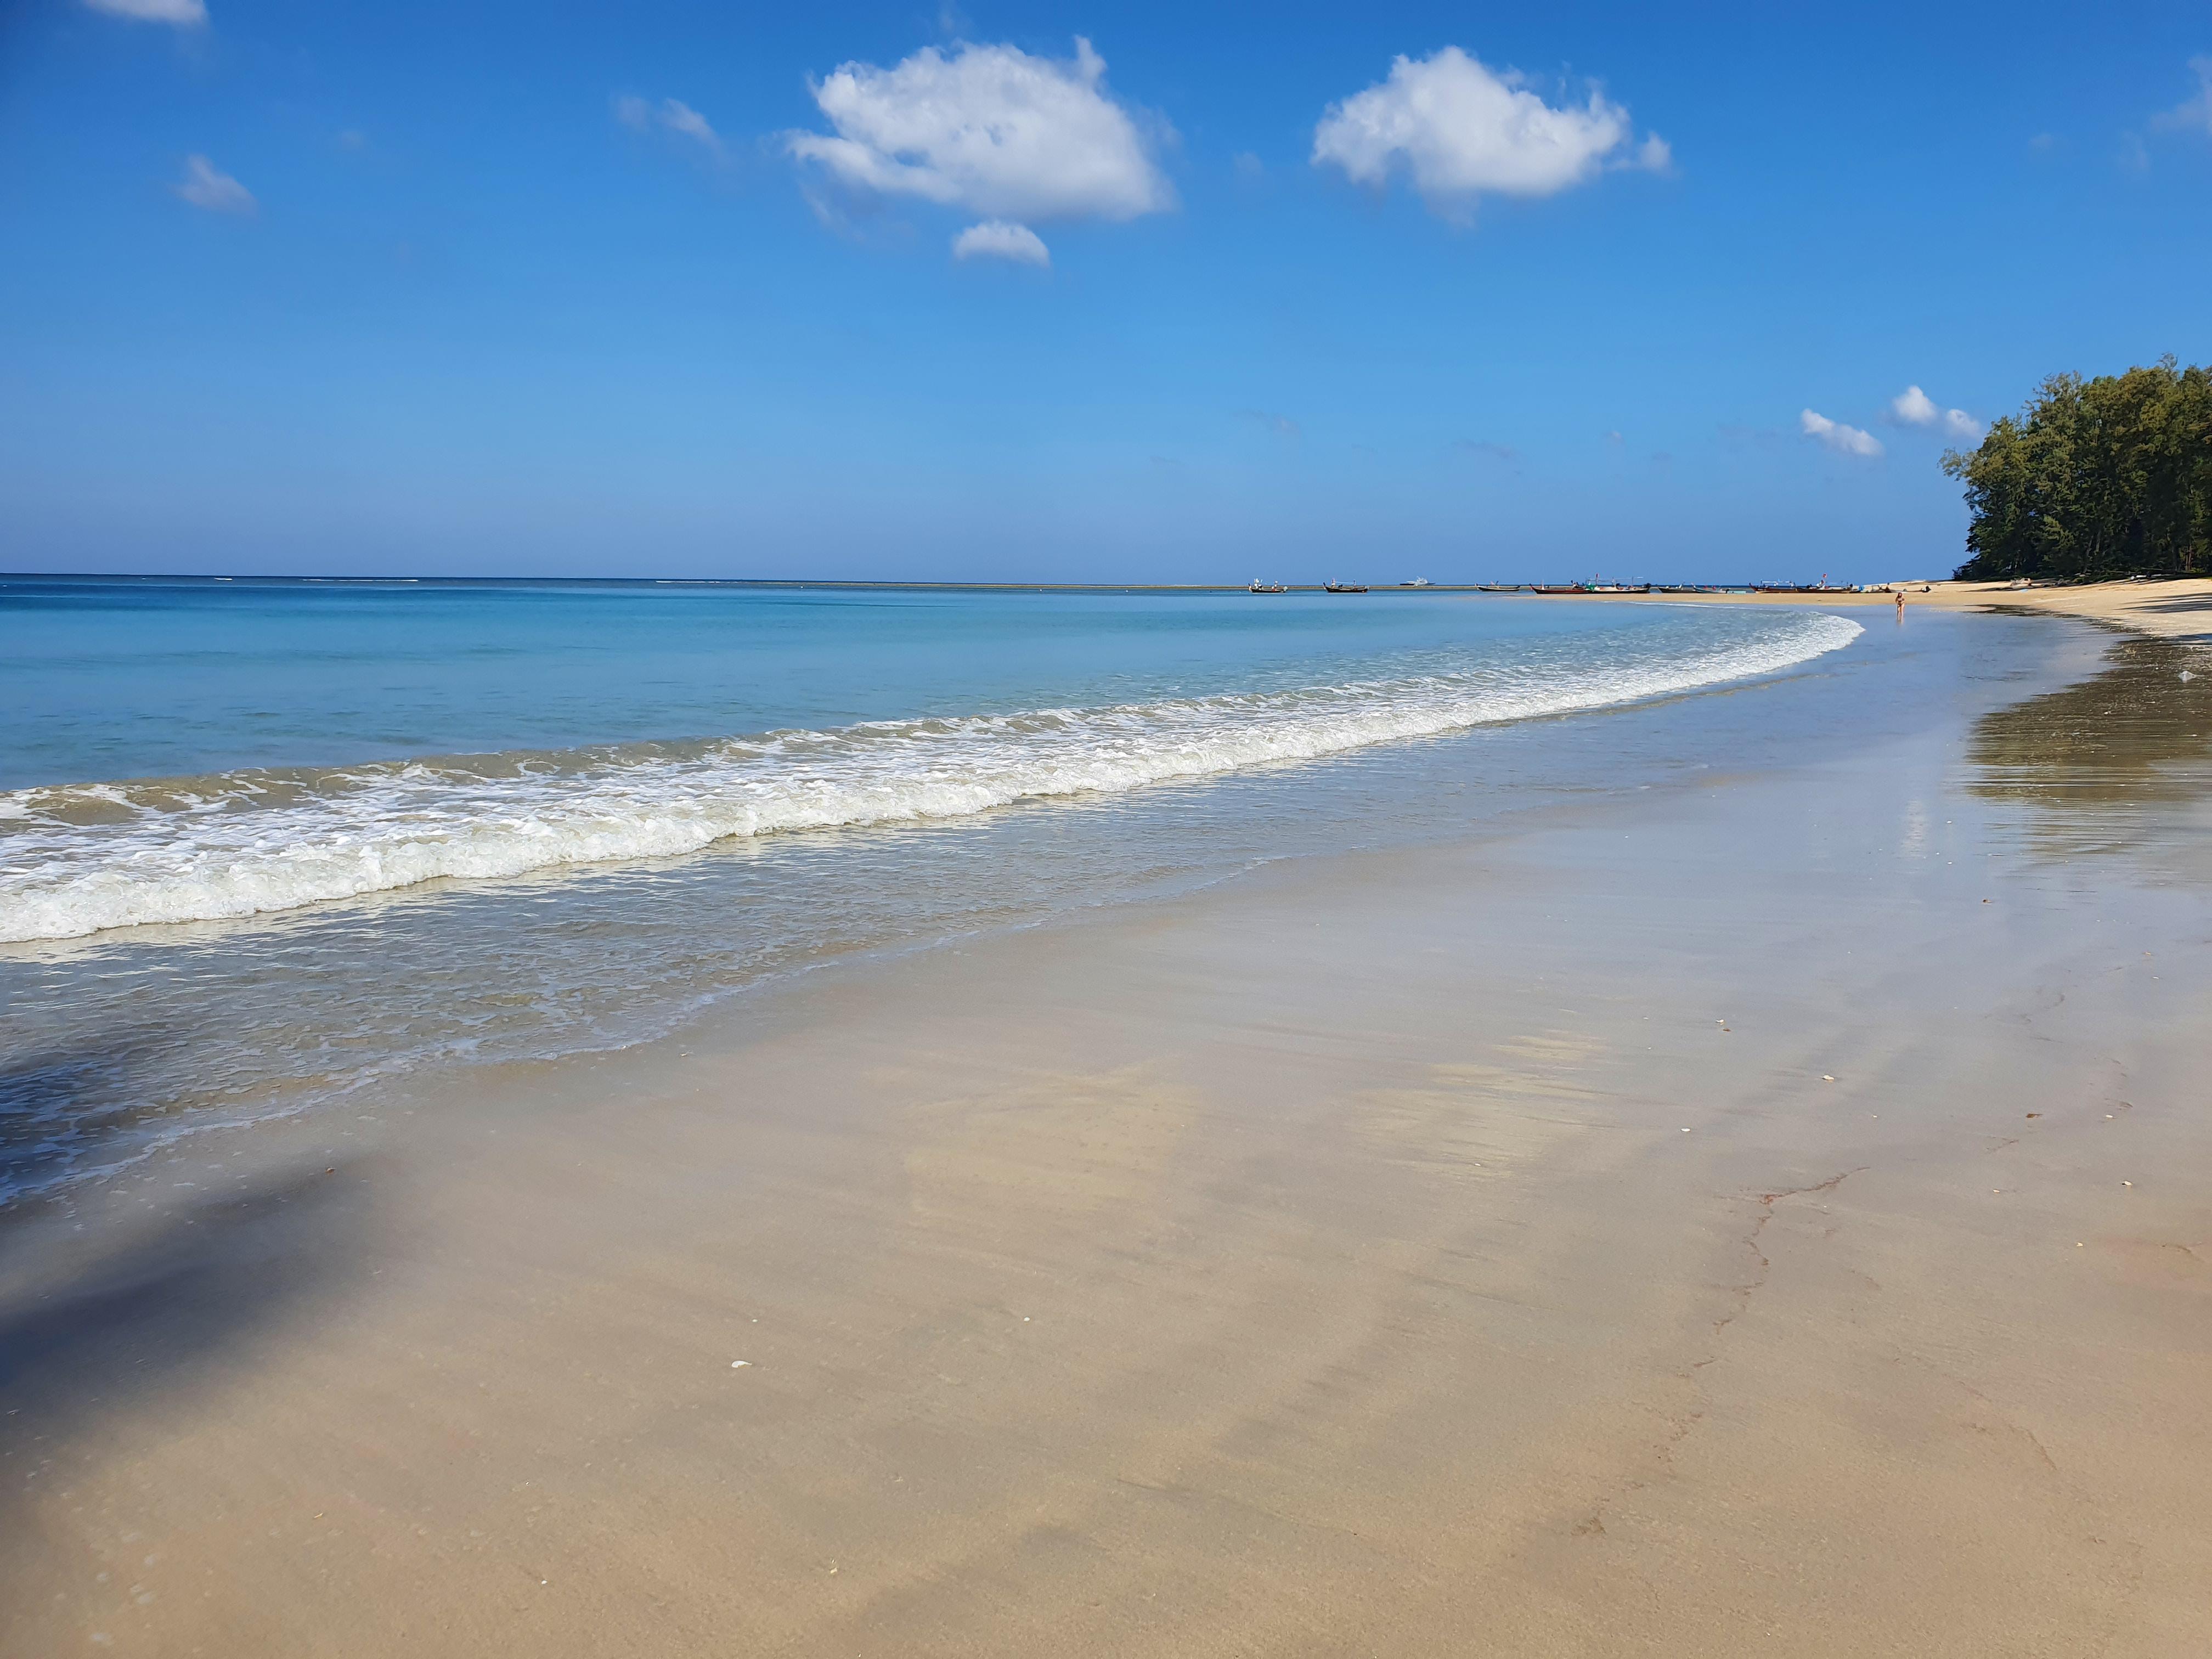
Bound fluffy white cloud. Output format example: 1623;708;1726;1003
786;38;1172;222
1801;409;1882;458
2152;56;2212;137
82;0;205;23
1891;385;1939;426
1889;385;1982;441
174;155;255;215
952;219;1049;266
616;95;726;160
1312;47;1666;217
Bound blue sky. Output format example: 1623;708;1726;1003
3;2;2209;582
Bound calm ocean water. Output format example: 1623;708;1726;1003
2;577;1868;1202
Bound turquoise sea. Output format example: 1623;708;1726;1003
1;577;1870;1202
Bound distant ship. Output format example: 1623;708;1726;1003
1248;579;1288;594
1323;580;1369;594
1399;578;1431;588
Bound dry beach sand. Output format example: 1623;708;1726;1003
4;611;2210;1656
1592;574;2212;642
1918;575;2212;640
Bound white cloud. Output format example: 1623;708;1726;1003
2151;56;2212;137
615;95;726;160
82;0;206;23
1890;385;1939;426
658;100;723;156
174;154;255;215
1800;409;1882;458
786;37;1172;222
952;219;1049;266
1312;46;1667;218
1888;385;1982;441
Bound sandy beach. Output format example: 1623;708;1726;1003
15;2;2210;1650
5;608;2211;1657
1902;575;2212;640
1564;576;2212;643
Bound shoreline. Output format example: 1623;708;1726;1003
4;611;2210;1655
12;572;2211;651
1539;575;2212;642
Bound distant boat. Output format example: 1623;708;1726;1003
1323;580;1369;594
1248;579;1288;594
1399;578;1431;588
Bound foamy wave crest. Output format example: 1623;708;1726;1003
0;613;1860;940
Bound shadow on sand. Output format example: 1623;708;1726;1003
0;1033;375;1502
2129;589;2212;627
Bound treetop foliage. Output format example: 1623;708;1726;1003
1944;358;2211;580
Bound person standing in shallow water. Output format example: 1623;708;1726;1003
1895;589;1905;619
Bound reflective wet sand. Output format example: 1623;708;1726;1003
3;618;2208;1656
1966;634;2212;878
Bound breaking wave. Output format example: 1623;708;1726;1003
0;612;1861;941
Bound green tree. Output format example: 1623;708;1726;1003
1944;358;2212;579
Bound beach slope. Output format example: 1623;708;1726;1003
3;617;2210;1656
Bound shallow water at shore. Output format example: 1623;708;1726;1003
8;593;2196;1211
4;584;1875;1203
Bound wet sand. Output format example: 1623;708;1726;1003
4;619;2211;1656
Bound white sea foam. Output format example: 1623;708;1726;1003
0;613;1860;941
